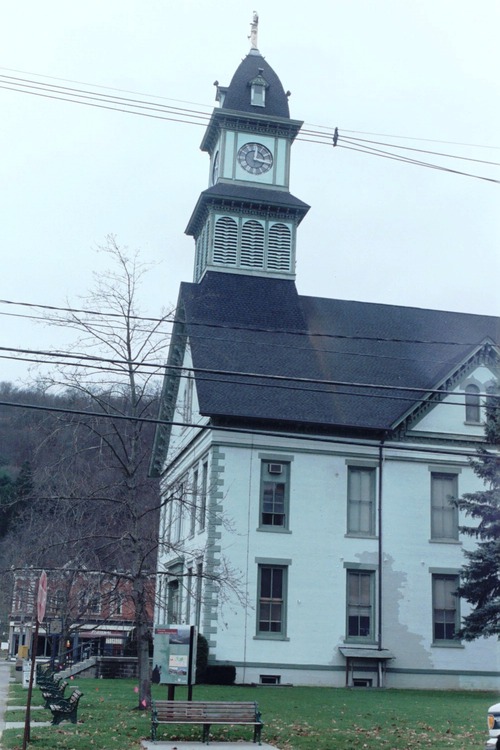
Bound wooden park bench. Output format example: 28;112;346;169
151;700;263;744
49;688;84;725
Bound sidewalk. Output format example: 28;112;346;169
0;661;14;746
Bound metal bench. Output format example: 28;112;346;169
40;679;68;708
49;688;84;725
151;700;263;744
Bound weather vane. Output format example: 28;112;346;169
249;11;259;49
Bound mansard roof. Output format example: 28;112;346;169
177;272;499;434
222;49;290;118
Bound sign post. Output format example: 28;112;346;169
22;570;47;749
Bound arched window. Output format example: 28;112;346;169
465;384;480;423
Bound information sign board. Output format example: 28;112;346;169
152;624;197;686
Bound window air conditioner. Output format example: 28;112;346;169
268;463;283;475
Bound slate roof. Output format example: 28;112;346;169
177;272;499;434
221;49;290;118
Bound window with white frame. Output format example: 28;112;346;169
346;569;375;641
185;566;193;624
182;373;194;424
114;594;123;616
432;573;459;642
347;467;376;535
465;384;481;423
257;563;288;637
198;460;208;532
190;469;198;537
430;473;458;540
172;482;184;542
195;560;203;629
166;565;182;623
260;461;290;529
88;593;101;615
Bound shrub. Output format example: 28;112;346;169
205;664;236;685
196;633;209;683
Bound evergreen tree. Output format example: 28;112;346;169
454;393;500;640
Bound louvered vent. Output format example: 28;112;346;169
213;217;237;266
241;220;264;268
195;220;210;281
268;223;291;271
201;217;210;272
194;233;203;282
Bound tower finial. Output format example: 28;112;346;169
249;11;259;50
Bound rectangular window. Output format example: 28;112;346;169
185;566;193;624
166;565;182;623
346;570;375;640
173;482;184;542
165;496;173;544
431;473;458;540
199;460;208;532
347;467;376;535
260;461;289;529
182;373;193;424
257;565;287;636
190;469;198;537
195;561;203;629
432;574;459;641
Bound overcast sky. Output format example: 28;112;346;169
1;1;499;385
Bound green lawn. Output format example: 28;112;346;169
2;678;495;750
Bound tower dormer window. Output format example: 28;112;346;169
249;69;269;107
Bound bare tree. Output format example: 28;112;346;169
5;237;170;708
1;238;244;708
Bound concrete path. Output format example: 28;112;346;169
0;661;13;746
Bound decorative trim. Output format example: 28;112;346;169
394;342;499;440
149;319;188;477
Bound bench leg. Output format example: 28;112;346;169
151;721;157;741
254;724;262;744
202;723;211;744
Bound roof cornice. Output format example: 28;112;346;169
185;185;310;237
200;107;303;154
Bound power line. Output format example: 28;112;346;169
336;140;500;185
0;343;497;406
1;73;498;184
338;134;500;168
2;66;498;153
0;297;496;348
0;396;491;460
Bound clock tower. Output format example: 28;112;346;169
186;16;309;282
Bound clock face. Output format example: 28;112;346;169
237;142;274;175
